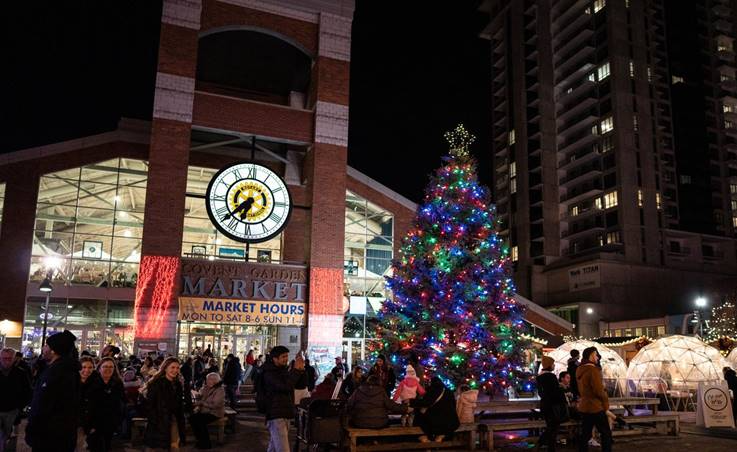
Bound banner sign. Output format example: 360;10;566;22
696;381;736;428
568;264;600;292
178;297;306;326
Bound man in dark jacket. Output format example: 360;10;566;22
538;356;567;451
723;367;737;422
223;355;242;410
263;346;306;452
26;330;80;452
567;349;580;400
410;376;459;442
347;375;406;428
0;347;32;449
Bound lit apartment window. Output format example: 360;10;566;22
600;135;614;153
597;62;611;81
598;235;604;246
508;129;516;145
571;205;580;216
510;178;517;194
595;198;603;209
718;40;733;52
724;103;736;113
721;71;735;82
680;175;692;184
591;124;599;136
511;245;519;262
731;200;737;211
656;192;662;210
633;115;639;131
625;0;630;7
731;183;737;194
594;0;606;13
672;75;684;84
606;231;621;244
588;72;596;82
733;216;737;228
509;161;517;178
647;66;652;82
637;189;643;207
726;119;736;129
629;60;635;77
604;191;618;208
600;117;614;134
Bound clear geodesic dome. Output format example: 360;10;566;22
626;335;727;393
544;339;628;396
727;347;737;370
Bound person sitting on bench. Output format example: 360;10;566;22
190;372;225;449
410;376;460;443
346;375;407;428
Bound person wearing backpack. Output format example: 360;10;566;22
261;346;306;452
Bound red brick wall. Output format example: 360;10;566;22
315;57;350;105
282;207;309;264
158;23;199;77
192;92;313;143
0;161;40;323
141;119;192;257
200;0;318;55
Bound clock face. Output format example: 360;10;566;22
205;163;291;243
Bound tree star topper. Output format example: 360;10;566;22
444;124;476;158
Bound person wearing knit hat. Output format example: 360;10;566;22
26;330;80;452
537;355;568;451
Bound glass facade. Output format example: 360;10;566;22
23;298;134;357
176;322;275;360
342;190;393;366
30;158;148;287
182;165;282;262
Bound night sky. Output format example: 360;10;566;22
2;0;490;203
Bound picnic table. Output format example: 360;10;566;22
608;397;660;415
476;397;659;415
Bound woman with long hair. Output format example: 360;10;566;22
87;357;125;452
78;356;99;451
142;357;186;451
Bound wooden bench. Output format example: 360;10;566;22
345;423;478;452
621;414;680;436
224;407;238;433
479;419;579;451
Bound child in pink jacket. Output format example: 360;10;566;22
393;365;426;425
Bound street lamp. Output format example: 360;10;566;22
39;276;53;348
694;296;708;337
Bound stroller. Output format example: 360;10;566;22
295;398;346;451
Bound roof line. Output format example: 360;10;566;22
346;166;418;211
515;293;574;332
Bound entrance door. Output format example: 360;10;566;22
189;334;221;358
342;339;365;370
233;335;265;359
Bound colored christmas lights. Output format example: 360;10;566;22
371;125;530;392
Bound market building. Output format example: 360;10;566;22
0;0;571;371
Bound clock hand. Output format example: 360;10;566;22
238;197;255;219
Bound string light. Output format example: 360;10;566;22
370;124;531;392
133;255;180;339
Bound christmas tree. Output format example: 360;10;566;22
707;295;737;341
373;125;529;391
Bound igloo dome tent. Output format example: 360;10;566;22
626;335;728;393
544;339;628;395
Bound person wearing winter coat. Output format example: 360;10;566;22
190;372;226;449
311;373;337;400
0;347;32;450
346;375;407;428
723;367;737;422
25;330;81;452
368;355;397;396
339;367;365;399
566;349;580;400
410;376;460;443
538;356;568;452
222;355;242;410
87;357;126;452
576;347;611;452
455;385;478;424
392;365;425;426
143;357;186;450
262;346;306;452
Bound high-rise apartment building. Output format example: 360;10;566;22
481;0;737;336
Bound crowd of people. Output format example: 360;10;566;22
255;349;482;452
0;330;269;452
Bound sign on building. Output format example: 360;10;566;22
568;264;601;292
696;381;735;428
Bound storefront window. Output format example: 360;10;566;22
182;165;282;262
343;190;393;365
22;298;134;357
176;322;275;359
29;158;147;288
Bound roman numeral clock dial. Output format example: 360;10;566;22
205;163;292;243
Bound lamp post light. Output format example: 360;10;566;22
39;276;53;348
694;296;708;337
